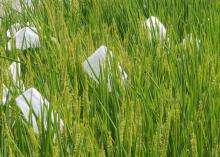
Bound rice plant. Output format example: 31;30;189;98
0;0;219;156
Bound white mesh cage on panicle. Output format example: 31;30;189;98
8;26;40;51
15;88;64;134
144;16;166;42
83;45;112;83
82;45;128;91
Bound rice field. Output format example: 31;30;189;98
0;0;220;156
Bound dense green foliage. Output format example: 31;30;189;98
0;0;219;156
